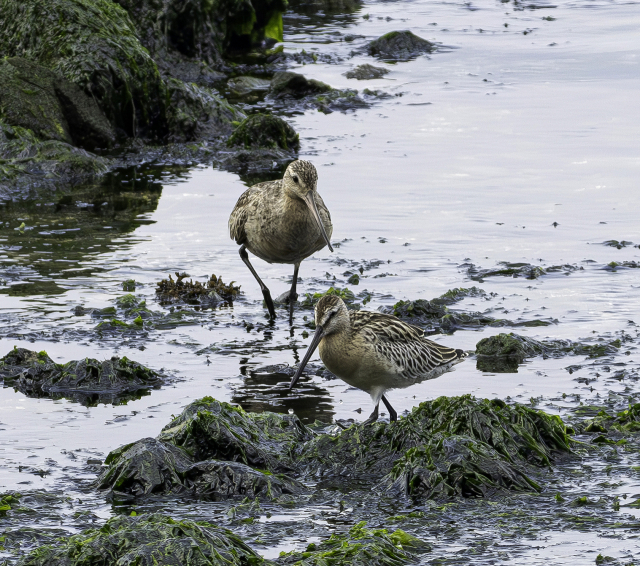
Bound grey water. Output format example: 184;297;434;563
1;0;640;563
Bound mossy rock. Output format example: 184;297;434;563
0;347;163;404
0;0;166;137
366;30;435;61
279;521;427;565
270;71;332;98
344;64;389;80
297;395;571;478
16;513;270;566
227;114;299;151
114;0;287;60
383;433;540;499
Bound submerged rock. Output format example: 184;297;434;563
0;58;115;150
0;347;163;405
16;513;270;566
344;63;390;80
227;114;300;151
475;333;547;373
366;30;435;61
270;71;333;98
279;521;428;565
156;272;241;304
462;261;580;281
385;287;553;333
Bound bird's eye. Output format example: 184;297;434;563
292;175;299;184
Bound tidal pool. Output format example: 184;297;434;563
1;0;639;563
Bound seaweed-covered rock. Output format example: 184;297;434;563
344;64;389;80
156;272;241;304
270;71;333;98
298;395;571;479
158;397;313;471
99;438;194;498
0;347;163;404
575;403;640;435
0;119;108;189
389;287;485;320
462;261;579;282
287;0;362;14
0;0;166;138
299;287;357;309
16;513;270;566
227;114;300;151
475;333;547;373
383;433;539;499
0;58;115;149
99;398;311;500
279;521;427;565
366;31;435;61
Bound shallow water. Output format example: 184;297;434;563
1;0;640;563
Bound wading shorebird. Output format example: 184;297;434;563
229;160;333;323
289;295;466;424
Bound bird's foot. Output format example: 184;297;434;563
262;289;276;319
362;405;379;425
274;290;299;305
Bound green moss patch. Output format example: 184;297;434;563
279;521;428;565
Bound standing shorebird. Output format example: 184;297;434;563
290;295;466;423
229;160;333;323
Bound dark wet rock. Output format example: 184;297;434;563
0;347;164;405
0;120;109;191
0;0;167;138
344;63;390;80
226;76;272;97
0;58;115;150
114;0;286;65
300;395;571;473
270;71;333;97
461;261;580;281
227;114;300;151
16;513;270;566
165;79;244;142
279;521;427;564
476;332;547;373
476;332;624;372
383;433;539;499
156;272;241;305
366;30;435;61
287;0;362;14
385;287;554;333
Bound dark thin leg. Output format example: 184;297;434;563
362;402;379;425
239;245;275;319
381;395;397;422
289;262;300;325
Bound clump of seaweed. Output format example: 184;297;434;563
0;347;163;405
156;272;240;304
279;521;428;565
15;513;269;566
299;286;356;309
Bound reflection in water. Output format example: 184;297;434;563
0;165;191;296
233;363;336;423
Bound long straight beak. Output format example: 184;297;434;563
303;193;333;252
289;325;325;390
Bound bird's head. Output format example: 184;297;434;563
289;294;349;391
283;160;333;252
314;294;349;336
